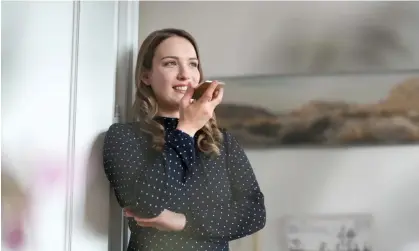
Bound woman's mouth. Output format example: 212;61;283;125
173;86;188;93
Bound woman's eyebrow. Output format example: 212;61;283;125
160;56;198;61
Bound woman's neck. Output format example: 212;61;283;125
156;109;179;119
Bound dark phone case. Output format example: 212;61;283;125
192;82;224;100
192;82;212;100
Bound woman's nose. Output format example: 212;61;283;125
178;62;194;80
177;70;191;81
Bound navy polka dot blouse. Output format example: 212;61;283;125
103;116;266;251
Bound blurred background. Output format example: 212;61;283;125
2;1;419;251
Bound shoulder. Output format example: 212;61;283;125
106;122;134;137
220;128;242;149
105;122;149;144
219;128;251;165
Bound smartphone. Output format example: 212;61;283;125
192;80;225;100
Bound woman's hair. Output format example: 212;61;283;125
132;28;223;157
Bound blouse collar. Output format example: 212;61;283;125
154;116;179;131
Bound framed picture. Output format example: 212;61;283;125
279;214;374;251
215;73;419;149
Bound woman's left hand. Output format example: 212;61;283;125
124;209;186;232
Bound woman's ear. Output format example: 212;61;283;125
141;71;151;86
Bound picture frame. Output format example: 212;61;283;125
279;213;374;251
214;73;419;149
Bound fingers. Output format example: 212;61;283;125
180;84;194;107
197;81;219;104
124;211;135;217
137;221;157;229
135;217;165;230
134;216;157;228
209;84;224;108
133;216;156;222
137;221;154;227
123;208;135;217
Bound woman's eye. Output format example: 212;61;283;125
163;61;177;67
190;62;198;67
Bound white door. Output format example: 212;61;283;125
1;1;139;251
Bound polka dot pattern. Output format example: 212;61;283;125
103;116;266;251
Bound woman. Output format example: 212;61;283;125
103;28;266;251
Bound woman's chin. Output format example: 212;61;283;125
165;99;181;110
170;94;184;104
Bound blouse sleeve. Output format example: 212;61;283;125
183;131;266;241
102;123;166;218
103;123;196;218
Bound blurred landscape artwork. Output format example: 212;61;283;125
215;76;419;149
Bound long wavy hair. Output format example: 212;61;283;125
132;28;223;157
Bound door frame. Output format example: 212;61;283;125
108;1;139;251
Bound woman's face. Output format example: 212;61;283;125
144;36;201;117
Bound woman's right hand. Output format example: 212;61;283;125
177;81;224;137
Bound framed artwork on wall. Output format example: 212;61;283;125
279;214;374;251
215;73;419;149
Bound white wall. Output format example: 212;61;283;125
139;1;419;78
243;147;419;251
1;2;138;251
138;2;419;251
